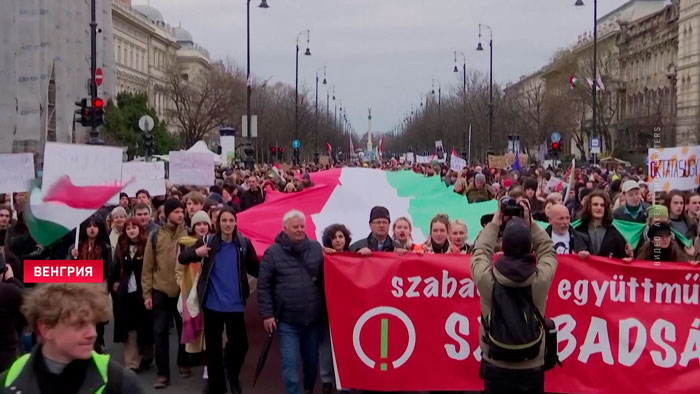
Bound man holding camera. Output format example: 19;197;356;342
471;196;558;394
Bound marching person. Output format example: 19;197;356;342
141;199;190;389
0;255;23;372
69;215;112;354
613;180;649;223
319;224;352;393
636;221;690;263
109;206;128;252
545;204;591;257
240;176;265;211
133;203;160;236
575;191;633;260
465;173;495;203
110;218;154;373
393;217;418;252
179;206;260;394
349;206;395;255
449;219;470;254
0;283;143;394
424;214;451;254
471;199;558;394
258;210;324;394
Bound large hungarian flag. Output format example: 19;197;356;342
25;176;127;246
237;168;497;253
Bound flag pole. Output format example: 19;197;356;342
74;225;80;253
468;123;472;164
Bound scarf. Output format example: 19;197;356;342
494;253;537;282
79;240;102;260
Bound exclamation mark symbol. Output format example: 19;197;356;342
380;318;388;371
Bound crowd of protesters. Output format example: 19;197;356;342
0;157;698;394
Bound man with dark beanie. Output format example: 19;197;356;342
471;200;557;394
349;206;395;255
141;198;190;389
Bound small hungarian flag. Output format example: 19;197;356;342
569;74;579;89
26;176;128;246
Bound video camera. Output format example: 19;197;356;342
500;196;524;218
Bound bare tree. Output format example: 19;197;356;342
165;61;245;148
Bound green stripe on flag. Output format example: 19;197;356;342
25;190;71;246
385;171;497;241
569;219;690;250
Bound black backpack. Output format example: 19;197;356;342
482;281;544;363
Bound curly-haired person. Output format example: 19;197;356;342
0;283;143;394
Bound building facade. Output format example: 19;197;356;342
676;0;700;145
112;0;210;132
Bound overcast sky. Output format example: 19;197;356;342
134;0;630;134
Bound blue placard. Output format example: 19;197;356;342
292;139;301;149
551;132;561;143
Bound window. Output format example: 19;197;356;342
117;43;121;63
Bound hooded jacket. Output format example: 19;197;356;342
471;221;558;370
257;232;324;325
574;222;627;259
141;222;187;299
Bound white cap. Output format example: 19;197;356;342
622;180;640;193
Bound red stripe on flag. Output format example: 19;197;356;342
43;175;124;209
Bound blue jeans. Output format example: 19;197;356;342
278;321;322;394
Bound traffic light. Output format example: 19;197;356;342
75;98;89;126
93;97;104;127
270;146;277;156
551;142;561;158
143;132;154;158
277;147;283;160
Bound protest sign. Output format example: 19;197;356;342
0;153;35;193
326;253;700;393
168;151;215;186
450;153;466;172
320;155;330;166
648;145;700;191
42;143;123;204
121;161;166;197
488;153;527;169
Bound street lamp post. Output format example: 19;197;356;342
477;23;494;156
575;0;598;164
454;51;468;159
315;66;326;164
295;29;311;157
431;78;442;117
245;0;269;170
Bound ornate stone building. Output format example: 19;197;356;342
676;0;700;145
111;0;210;131
617;1;679;156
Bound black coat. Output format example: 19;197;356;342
109;249;153;345
349;233;396;252
545;225;591;253
575;222;627;259
178;232;259;310
257;232;324;325
240;189;265;211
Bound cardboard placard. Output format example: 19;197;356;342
488;154;527;169
121;161;166;197
168;151;215;186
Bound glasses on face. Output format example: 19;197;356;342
371;220;390;226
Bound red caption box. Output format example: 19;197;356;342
24;260;103;283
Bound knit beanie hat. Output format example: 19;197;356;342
369;206;391;223
164;198;182;218
191;210;211;227
647;205;669;223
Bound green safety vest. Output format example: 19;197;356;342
3;351;110;394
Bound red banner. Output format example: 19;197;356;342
325;253;700;393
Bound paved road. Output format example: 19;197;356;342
105;283;293;394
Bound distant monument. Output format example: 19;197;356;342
366;108;373;151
